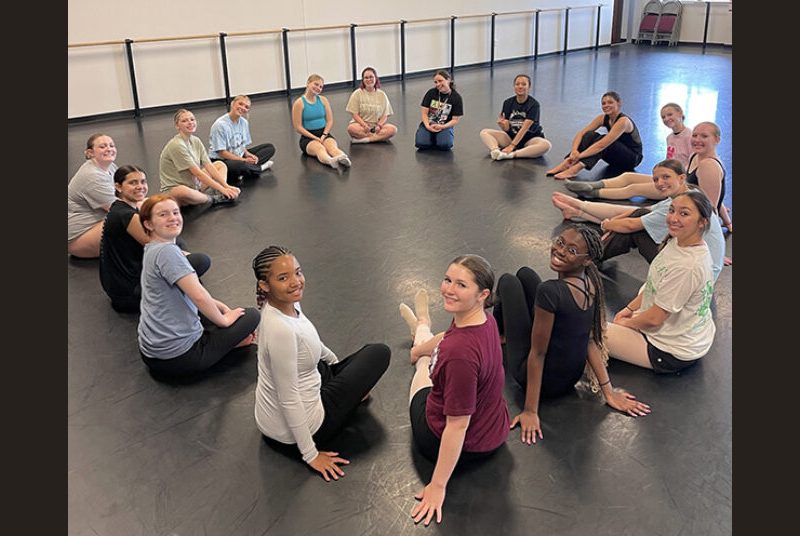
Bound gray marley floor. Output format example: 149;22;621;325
68;44;732;536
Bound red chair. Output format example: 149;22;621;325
636;0;662;45
653;1;683;46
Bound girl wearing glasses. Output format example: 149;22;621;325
606;190;716;374
493;224;650;445
345;67;397;143
551;159;727;281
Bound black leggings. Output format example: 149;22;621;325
110;253;212;313
409;387;501;463
493;267;542;386
576;131;643;171
141;307;261;377
312;343;391;446
212;143;276;181
601;208;660;264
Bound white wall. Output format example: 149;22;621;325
68;0;616;119
622;0;732;44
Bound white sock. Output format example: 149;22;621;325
260;159;274;171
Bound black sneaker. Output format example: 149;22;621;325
208;190;237;207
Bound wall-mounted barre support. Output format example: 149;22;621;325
124;39;141;118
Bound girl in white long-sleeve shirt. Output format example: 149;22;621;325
252;245;390;481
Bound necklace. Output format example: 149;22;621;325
437;90;450;106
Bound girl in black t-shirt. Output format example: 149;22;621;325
493;223;650;445
479;74;552;160
414;70;464;151
99;165;210;312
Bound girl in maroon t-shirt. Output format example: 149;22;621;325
398;254;509;526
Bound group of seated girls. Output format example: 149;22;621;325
295;68;553;159
67;75;724;527
75;179;718;526
297;69;731;241
550;97;732;234
67;97;275;258
246;184;714;525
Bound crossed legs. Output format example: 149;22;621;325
479;129;552;159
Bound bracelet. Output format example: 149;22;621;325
625;305;634;313
510;143;517;148
598;379;611;387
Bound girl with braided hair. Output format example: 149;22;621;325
493;223;650;445
251;245;390;482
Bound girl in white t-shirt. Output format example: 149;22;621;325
251;245;390;482
605;189;716;373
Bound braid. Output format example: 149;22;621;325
574;224;607;349
252;245;292;309
572;224;609;393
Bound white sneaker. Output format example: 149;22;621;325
496;150;515;160
490;148;501;160
260;159;274;171
337;154;352;168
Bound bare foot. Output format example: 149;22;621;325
552;195;583;220
546;161;569;176
236;332;257;347
553;163;584;180
724;256;732;266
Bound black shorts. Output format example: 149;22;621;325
299;128;335;153
645;338;700;374
409;387;501;464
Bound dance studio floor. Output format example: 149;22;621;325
68;43;732;535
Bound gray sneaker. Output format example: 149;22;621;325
207;190;237;207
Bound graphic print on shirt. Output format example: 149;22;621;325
691;281;714;331
508;110;528;136
230;130;246;154
428;342;442;376
428;99;453;125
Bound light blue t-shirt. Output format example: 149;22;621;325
641;197;725;282
208;114;252;159
138;241;202;358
